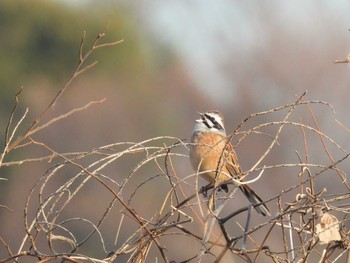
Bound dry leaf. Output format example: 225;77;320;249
315;212;341;244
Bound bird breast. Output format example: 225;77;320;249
190;131;232;183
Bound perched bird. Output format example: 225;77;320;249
189;110;271;216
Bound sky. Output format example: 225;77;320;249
131;1;350;105
59;1;350;107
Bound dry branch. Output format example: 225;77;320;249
2;29;350;263
3;95;349;262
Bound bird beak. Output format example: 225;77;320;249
195;112;204;122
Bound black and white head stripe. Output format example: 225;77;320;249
199;111;226;132
193;110;226;136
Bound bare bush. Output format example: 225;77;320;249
1;31;350;263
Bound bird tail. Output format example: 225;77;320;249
239;185;271;216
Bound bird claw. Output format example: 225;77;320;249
201;186;208;197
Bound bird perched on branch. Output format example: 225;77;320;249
189;110;271;216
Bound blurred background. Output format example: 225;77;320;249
1;1;350;262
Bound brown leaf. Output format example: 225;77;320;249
316;213;341;244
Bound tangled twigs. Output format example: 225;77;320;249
1;30;350;262
2;88;350;262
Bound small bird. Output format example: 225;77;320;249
189;110;271;216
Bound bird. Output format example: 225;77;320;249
189;110;271;216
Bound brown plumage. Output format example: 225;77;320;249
190;111;271;216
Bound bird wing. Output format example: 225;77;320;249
223;141;242;178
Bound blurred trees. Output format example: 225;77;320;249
0;1;153;108
0;0;185;154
